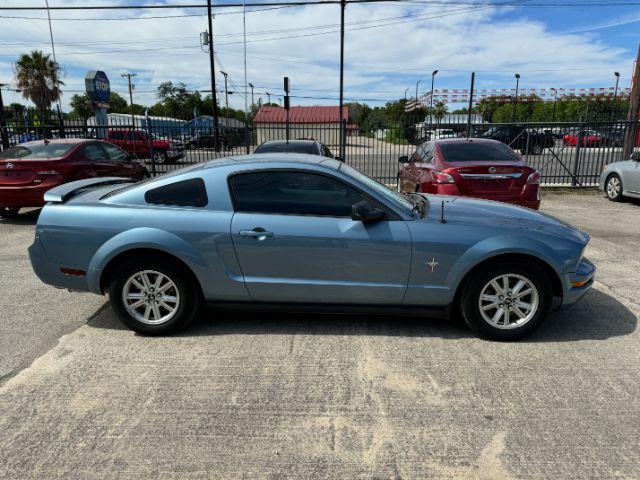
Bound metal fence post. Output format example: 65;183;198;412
572;123;583;186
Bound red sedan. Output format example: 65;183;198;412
398;138;541;210
0;139;148;217
562;129;603;147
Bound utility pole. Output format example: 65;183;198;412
249;83;255;108
0;84;9;150
512;73;520;122
429;70;438;130
466;72;475;138
44;0;63;120
551;88;558;122
338;0;346;160
623;45;640;159
220;70;229;110
121;73;137;128
206;0;220;152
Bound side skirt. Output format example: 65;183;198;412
206;301;451;319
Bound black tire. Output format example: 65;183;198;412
0;207;20;218
526;142;543;155
108;258;201;335
151;150;169;165
459;260;553;341
604;173;624;202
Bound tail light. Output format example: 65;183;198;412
433;171;455;184
526;171;541;185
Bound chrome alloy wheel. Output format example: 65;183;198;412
122;270;180;325
606;176;621;198
478;274;539;329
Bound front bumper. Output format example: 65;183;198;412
561;257;596;306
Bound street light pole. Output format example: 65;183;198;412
266;92;271;104
415;79;421;101
404;87;409;101
338;0;346;160
0;84;9;150
429;69;438;129
206;0;220;152
612;71;621;120
512;73;520;122
220;71;229;110
551;87;558;122
249;82;255;108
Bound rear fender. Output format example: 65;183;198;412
86;227;208;294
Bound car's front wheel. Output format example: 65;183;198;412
0;207;20;218
605;174;623;202
460;260;552;340
151;150;168;165
109;260;201;335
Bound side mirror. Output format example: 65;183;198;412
351;200;385;223
398;155;409;163
631;152;640;161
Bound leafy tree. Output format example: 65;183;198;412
68;92;132;118
14;50;63;118
433;101;448;124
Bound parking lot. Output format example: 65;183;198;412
0;190;638;479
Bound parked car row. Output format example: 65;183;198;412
0;139;148;217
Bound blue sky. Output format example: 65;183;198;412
0;0;639;111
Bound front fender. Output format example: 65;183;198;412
446;234;564;292
86;227;209;294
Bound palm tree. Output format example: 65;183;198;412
14;50;63;119
433;101;448;124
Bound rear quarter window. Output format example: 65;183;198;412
144;178;208;207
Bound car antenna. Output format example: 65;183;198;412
439;200;447;223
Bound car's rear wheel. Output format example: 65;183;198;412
605;174;623;202
151;150;168;165
0;207;20;218
109;260;201;335
460;260;552;340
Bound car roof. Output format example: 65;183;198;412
199;153;337;170
432;137;504;146
259;139;320;146
20;138;91;146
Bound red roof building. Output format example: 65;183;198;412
254;105;349;124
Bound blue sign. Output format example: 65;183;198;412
85;70;110;103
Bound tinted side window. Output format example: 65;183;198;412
145;178;208;207
231;171;367;217
102;142;129;160
81;143;108;161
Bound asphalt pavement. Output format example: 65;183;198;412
0;191;638;479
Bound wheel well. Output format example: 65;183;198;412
99;248;202;296
453;253;563;305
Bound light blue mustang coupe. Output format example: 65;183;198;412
29;154;595;340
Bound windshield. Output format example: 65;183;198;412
254;142;318;155
440;142;519;162
0;143;76;160
338;162;415;214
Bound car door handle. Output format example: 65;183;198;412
239;228;273;240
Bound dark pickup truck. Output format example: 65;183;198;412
481;126;554;155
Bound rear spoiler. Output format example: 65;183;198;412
44;177;134;203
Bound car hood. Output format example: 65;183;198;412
422;194;589;245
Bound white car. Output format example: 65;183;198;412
599;152;640;201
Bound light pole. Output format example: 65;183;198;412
248;82;255;108
404;87;409;101
266;92;271;104
612;71;621;120
415;79;421;101
512;73;520;122
551;87;558;122
220;70;229;110
429;69;438;129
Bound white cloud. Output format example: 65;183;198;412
0;0;635;112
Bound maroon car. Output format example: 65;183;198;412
0;139;148;217
398;138;541;209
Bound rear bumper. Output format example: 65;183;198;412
29;235;92;292
0;183;57;208
561;257;596;307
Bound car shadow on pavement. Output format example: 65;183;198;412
88;288;636;342
0;208;40;225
